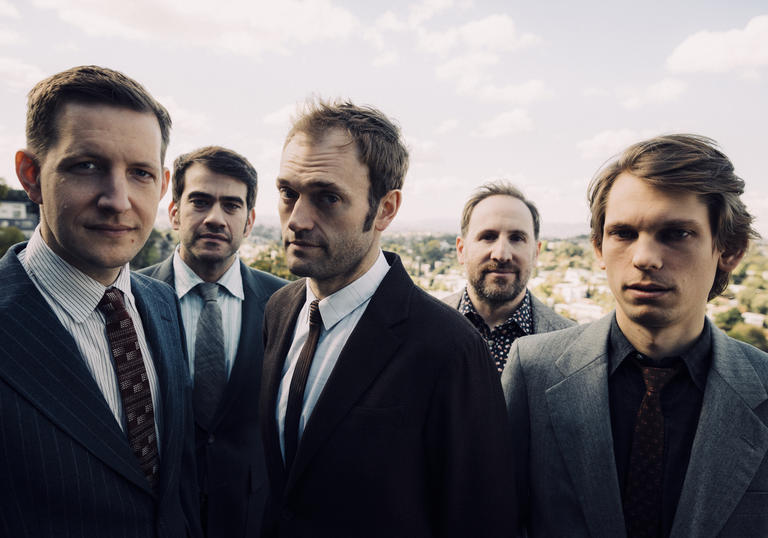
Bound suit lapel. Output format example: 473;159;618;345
671;324;768;538
285;256;409;492
261;280;306;483
0;247;151;493
545;315;627;538
214;263;267;424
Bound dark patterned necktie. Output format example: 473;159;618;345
98;288;159;487
194;282;226;431
623;358;680;538
283;300;322;470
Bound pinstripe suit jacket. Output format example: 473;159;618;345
0;243;202;538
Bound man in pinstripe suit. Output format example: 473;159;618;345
0;66;201;537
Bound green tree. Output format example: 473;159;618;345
249;243;299;281
130;228;176;269
714;307;743;332
0;226;26;256
0;177;9;200
728;323;768;352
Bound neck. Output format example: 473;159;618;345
467;286;526;329
309;246;380;300
616;309;706;359
180;249;236;283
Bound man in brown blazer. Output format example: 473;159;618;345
258;100;513;537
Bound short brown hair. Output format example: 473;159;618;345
173;146;258;210
461;181;541;239
26;65;171;163
285;99;409;231
588;133;758;300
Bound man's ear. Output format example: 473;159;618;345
593;239;606;270
168;199;181;231
718;248;745;273
373;189;402;232
456;235;466;266
160;167;170;198
16;150;43;204
243;207;256;236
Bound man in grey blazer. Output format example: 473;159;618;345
444;182;573;374
502;134;768;537
139;146;285;538
0;66;201;537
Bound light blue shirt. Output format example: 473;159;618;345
276;250;391;459
172;249;244;378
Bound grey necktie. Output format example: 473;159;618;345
194;282;226;430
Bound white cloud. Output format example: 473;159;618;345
0;57;46;91
0;26;20;45
476;79;554;104
583;87;611;97
157;95;207;133
577;128;658;160
417;13;539;55
435;118;458;134
435;52;498;92
0;1;20;18
621;78;687;109
472;109;533;138
408;0;453;27
667;15;768;75
373;51;399;66
262;104;297;127
31;0;361;58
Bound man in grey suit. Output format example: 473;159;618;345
139;146;285;538
444;181;573;374
503;134;768;537
0;65;201;537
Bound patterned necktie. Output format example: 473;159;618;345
98;288;159;487
283;299;322;471
194;282;227;431
623;358;680;538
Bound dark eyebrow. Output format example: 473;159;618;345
187;191;245;205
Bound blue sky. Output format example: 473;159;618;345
1;0;766;237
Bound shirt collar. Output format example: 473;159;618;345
20;226;134;323
458;287;534;335
172;246;244;300
304;250;390;330
608;313;712;390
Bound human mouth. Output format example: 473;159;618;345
197;232;229;243
624;281;673;299
85;223;136;236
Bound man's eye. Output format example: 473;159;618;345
661;229;691;241
72;161;98;172
224;203;242;212
609;229;635;240
321;193;341;204
131;169;154;181
191;199;209;208
279;187;298;201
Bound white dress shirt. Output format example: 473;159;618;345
18;228;162;447
276;250;390;458
173;248;243;378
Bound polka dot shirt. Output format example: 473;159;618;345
458;288;534;375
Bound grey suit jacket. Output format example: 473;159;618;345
502;313;768;537
139;255;285;538
0;243;201;538
442;288;575;333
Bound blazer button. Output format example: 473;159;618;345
207;434;215;444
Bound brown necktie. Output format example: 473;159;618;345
98;288;160;487
623;358;680;538
283;299;322;470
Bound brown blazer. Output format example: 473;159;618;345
258;252;514;538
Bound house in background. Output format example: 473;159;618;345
0;188;39;238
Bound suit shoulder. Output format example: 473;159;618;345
131;272;176;303
242;264;287;294
265;278;304;307
409;286;487;344
135;263;160;277
514;322;589;359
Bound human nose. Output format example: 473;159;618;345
631;234;663;270
97;171;131;213
490;239;513;262
286;196;314;233
203;203;226;228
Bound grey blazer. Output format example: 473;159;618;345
502;313;768;537
442;289;575;333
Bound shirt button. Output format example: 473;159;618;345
207;434;215;444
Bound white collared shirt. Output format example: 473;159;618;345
18;227;162;448
173;248;243;378
277;250;391;458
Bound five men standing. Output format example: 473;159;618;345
445;182;573;373
140;147;285;537
503;134;768;537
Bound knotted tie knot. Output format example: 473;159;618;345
197;281;219;303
